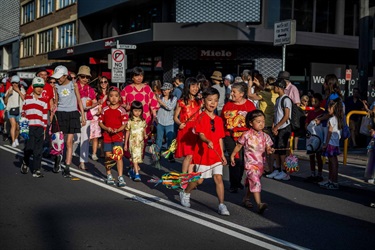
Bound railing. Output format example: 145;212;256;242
343;110;369;165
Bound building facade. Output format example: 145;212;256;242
16;0;77;79
0;0;21;78
41;0;373;100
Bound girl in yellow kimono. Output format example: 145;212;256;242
124;101;147;181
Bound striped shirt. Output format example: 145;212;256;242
157;95;177;126
22;93;48;129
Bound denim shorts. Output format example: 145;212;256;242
7;111;20;121
103;141;123;152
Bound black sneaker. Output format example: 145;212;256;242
62;165;72;178
20;161;29;174
32;170;44;178
168;155;175;163
53;155;62;173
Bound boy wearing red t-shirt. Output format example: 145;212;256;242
99;87;127;187
179;88;230;216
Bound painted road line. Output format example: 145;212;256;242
0;145;308;249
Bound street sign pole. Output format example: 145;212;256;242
274;20;296;71
282;44;286;71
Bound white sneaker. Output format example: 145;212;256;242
11;142;17;148
318;180;329;186
179;191;191;208
218;204;230;216
15;139;19;146
91;154;99;161
274;171;290;180
367;179;374;184
266;169;280;178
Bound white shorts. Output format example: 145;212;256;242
195;162;223;179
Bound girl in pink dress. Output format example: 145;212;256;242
230;110;274;214
120;67;159;136
173;77;202;173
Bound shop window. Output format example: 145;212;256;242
38;29;53;54
294;0;313;32
22;1;35;24
315;0;336;34
22;36;34;58
58;22;76;49
39;0;54;17
59;0;76;9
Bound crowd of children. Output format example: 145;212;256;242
3;65;374;215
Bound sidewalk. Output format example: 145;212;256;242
293;148;369;167
293;147;375;192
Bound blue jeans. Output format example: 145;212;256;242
156;124;175;153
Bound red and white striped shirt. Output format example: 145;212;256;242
22;93;48;129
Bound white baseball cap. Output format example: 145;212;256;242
11;75;20;83
51;65;68;79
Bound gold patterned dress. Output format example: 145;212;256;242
126;118;146;163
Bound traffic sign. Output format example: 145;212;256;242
117;44;137;50
345;69;352;81
111;49;126;83
274;20;296;46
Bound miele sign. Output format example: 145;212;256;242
199;49;235;60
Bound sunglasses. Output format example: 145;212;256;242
210;119;215;132
100;81;108;84
79;75;90;79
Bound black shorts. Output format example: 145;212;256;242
52;111;81;134
274;125;291;155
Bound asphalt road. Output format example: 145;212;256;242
0;140;374;250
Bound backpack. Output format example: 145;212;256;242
280;95;305;131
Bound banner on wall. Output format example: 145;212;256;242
310;63;375;102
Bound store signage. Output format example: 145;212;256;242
199;49;235;59
17;72;36;79
66;48;74;54
104;39;115;48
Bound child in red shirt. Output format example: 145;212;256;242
179;88;229;216
99;87;127;187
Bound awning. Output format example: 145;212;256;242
48;29;152;60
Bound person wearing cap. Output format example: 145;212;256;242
26;68;56;156
224;74;233;102
172;73;185;100
266;79;292;181
211;71;226;115
4;75;26;147
155;82;177;162
19;77;48;178
51;65;86;178
74;65;97;170
278;71;300;106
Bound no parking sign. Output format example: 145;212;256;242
111;49;126;83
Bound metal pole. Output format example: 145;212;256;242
282;44;286;71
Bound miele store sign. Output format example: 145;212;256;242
199;49;235;60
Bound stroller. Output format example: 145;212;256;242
306;120;324;155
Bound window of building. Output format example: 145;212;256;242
38;29;53;54
39;0;54;17
58;22;76;49
22;1;35;24
59;0;76;9
315;0;336;34
22;36;34;57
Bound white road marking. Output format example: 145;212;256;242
1;145;307;250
